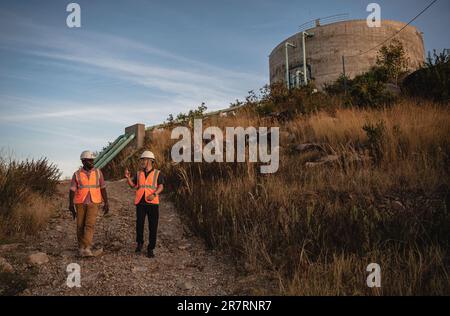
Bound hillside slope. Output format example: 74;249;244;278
1;180;251;295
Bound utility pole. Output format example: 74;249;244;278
342;55;347;95
285;42;296;90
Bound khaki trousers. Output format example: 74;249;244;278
75;204;99;249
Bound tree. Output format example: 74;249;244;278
376;39;410;85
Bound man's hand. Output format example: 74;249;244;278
69;204;76;220
148;194;156;201
103;202;109;215
125;168;130;179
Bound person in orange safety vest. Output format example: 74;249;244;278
69;150;109;257
125;150;164;258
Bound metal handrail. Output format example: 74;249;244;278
94;134;127;169
96;133;136;170
299;13;349;32
94;134;124;164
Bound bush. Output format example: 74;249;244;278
402;50;450;102
325;66;397;108
0;156;60;239
325;40;412;108
230;83;335;118
346;70;397;108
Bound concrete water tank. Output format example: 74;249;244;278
269;19;425;89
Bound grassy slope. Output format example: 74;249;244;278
147;98;449;295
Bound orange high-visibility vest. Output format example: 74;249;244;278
73;168;102;204
134;169;160;205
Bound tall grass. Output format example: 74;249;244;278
0;155;60;240
147;98;449;295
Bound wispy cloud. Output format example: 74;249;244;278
0;9;265;117
0;8;266;176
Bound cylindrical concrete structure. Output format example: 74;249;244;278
269;20;425;89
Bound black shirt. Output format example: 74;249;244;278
133;168;165;205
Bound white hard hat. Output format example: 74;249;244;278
80;150;95;160
140;150;155;160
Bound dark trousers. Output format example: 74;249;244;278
136;203;159;250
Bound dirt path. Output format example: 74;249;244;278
6;180;244;295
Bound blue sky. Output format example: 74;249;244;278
1;0;449;177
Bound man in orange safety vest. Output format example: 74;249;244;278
69;150;109;257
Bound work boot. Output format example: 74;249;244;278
147;249;155;258
135;243;143;253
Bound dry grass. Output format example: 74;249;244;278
0;155;60;241
0;192;54;239
145;98;449;295
288;99;449;161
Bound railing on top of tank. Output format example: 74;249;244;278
298;13;349;33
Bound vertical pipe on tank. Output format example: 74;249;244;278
302;32;308;86
342;55;347;95
301;32;313;86
285;42;296;90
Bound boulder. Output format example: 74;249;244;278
305;155;340;168
0;243;22;253
28;252;49;265
177;281;194;290
132;266;148;273
0;257;14;273
178;244;191;250
294;143;327;155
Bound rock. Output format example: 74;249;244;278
0;243;22;253
178;244;191;250
177;281;194;290
0;257;14;273
132;266;148;273
305;155;340;168
60;250;74;259
294;143;327;154
55;225;64;232
109;241;122;251
28;252;49;265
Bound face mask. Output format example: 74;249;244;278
82;160;94;170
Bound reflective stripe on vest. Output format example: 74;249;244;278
73;168;102;204
134;169;160;205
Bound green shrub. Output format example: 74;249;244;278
402;50;450;102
